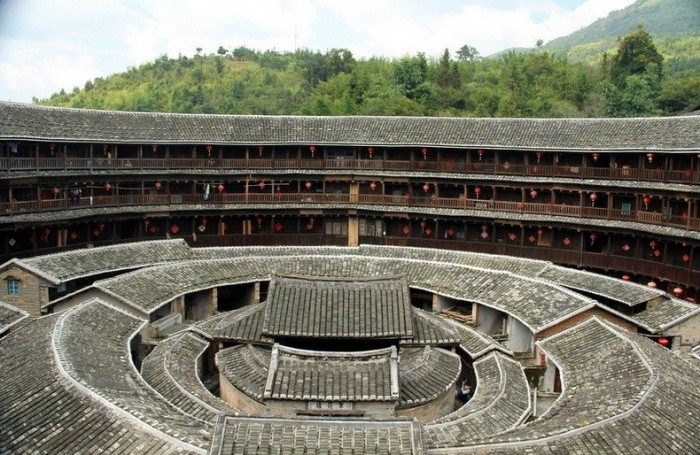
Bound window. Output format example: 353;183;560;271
7;279;20;295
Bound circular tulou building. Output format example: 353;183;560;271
1;101;699;454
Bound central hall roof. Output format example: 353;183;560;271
2;101;699;152
262;275;414;340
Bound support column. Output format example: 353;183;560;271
348;214;359;247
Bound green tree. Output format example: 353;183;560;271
456;45;480;63
610;26;664;87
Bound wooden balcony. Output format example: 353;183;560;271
2;156;699;185
2;193;696;234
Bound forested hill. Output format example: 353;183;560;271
543;0;700;74
40;27;699;118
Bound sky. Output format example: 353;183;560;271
0;0;637;103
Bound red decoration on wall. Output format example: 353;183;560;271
446;228;455;237
368;147;374;158
563;237;571;246
69;231;78;240
402;225;410;235
197;224;206;233
622;243;631;252
170;224;179;234
274;222;283;232
93;229;101;237
309;145;316;157
653;249;661;257
528;235;536;243
424;228;432;237
508;232;517;241
369;181;377;191
673;287;684;297
682;253;690;262
155;182;162;190
149;225;157;233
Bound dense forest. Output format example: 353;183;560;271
40;26;700;118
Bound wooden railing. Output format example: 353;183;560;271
1;156;699;184
2;192;697;232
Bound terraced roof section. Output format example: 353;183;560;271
94;254;596;333
216;344;271;402
209;416;421;455
0;313;197;454
54;300;212;450
3;101;700;152
21;239;192;283
422;351;531;448
141;331;235;419
440;318;700;454
0;300;28;335
398;346;462;407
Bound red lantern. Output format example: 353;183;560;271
589;193;598;206
206;144;213;157
369;181;377;191
592;153;599;162
657;337;669;347
474;187;482;198
642;195;651;209
257;145;264;157
424;228;432;237
101;144;108;155
622;243;631;252
421;147;428;160
104;182;112;191
259;181;266;190
368;147;374;159
309;145;316;157
151;144;158;153
154;182;162;190
647;281;657;288
274;222;283;232
477;149;484;161
423;183;430;192
535;151;543;163
52;186;60;196
673;287;683;297
256;216;263;227
305;181;312;190
649;240;657;248
682;253;690;263
622;274;630;281
481;225;488;232
217;184;224;193
49;143;56;155
589;233;597;244
537;228;544;237
530;189;538;199
646;153;654;163
402;225;410;235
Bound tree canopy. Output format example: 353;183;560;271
38;30;699;118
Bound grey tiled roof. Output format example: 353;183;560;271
537;263;664;306
211;302;272;344
55;300;213;449
439;316;511;358
452;318;700;454
21;239;192;283
3;101;700;152
422;352;531;447
216;344;271;401
141;331;236;419
0;313;197;454
264;344;399;402
263;275;414;339
0;300;28;335
400;308;461;346
209;416;421;455
398;346;461;407
629;296;700;332
94;254;596;333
